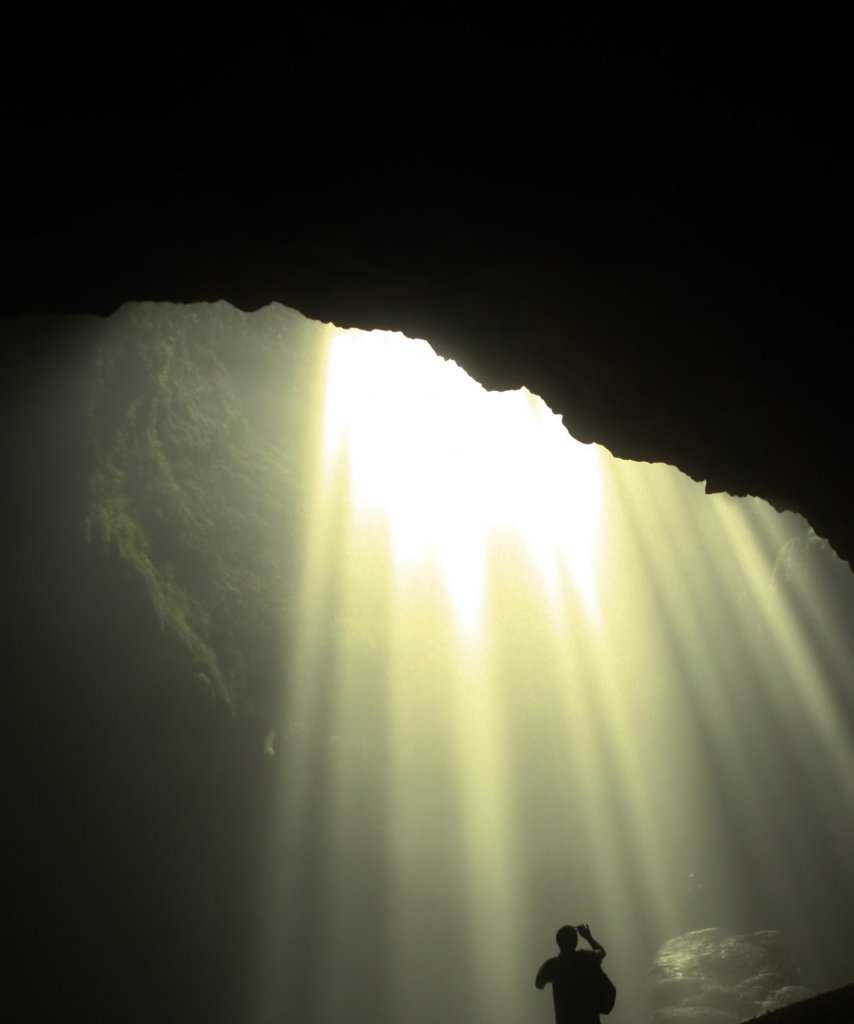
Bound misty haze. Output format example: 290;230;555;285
6;302;853;1023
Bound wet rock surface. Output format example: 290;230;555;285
649;929;813;1024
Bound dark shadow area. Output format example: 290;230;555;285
2;19;852;566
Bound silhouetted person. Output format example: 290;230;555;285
536;923;608;1024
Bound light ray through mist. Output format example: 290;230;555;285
322;329;603;630
255;325;854;1024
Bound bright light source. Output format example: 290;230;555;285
322;328;604;628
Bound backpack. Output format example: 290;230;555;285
598;966;617;1015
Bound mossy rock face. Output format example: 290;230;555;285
88;301;325;711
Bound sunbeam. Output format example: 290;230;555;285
253;324;854;1024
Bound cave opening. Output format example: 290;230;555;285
7;303;853;1023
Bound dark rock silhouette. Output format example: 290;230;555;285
3;23;852;572
748;984;854;1024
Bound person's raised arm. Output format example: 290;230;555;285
535;960;553;989
577;923;606;960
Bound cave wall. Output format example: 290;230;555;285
3;21;851;565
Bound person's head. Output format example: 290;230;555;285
556;925;578;952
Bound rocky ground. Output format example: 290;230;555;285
751;985;854;1024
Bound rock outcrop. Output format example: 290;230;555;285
749;984;854;1024
649;929;813;1024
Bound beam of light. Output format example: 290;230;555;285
253;322;854;1024
321;328;604;632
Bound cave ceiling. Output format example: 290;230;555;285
3;22;852;566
